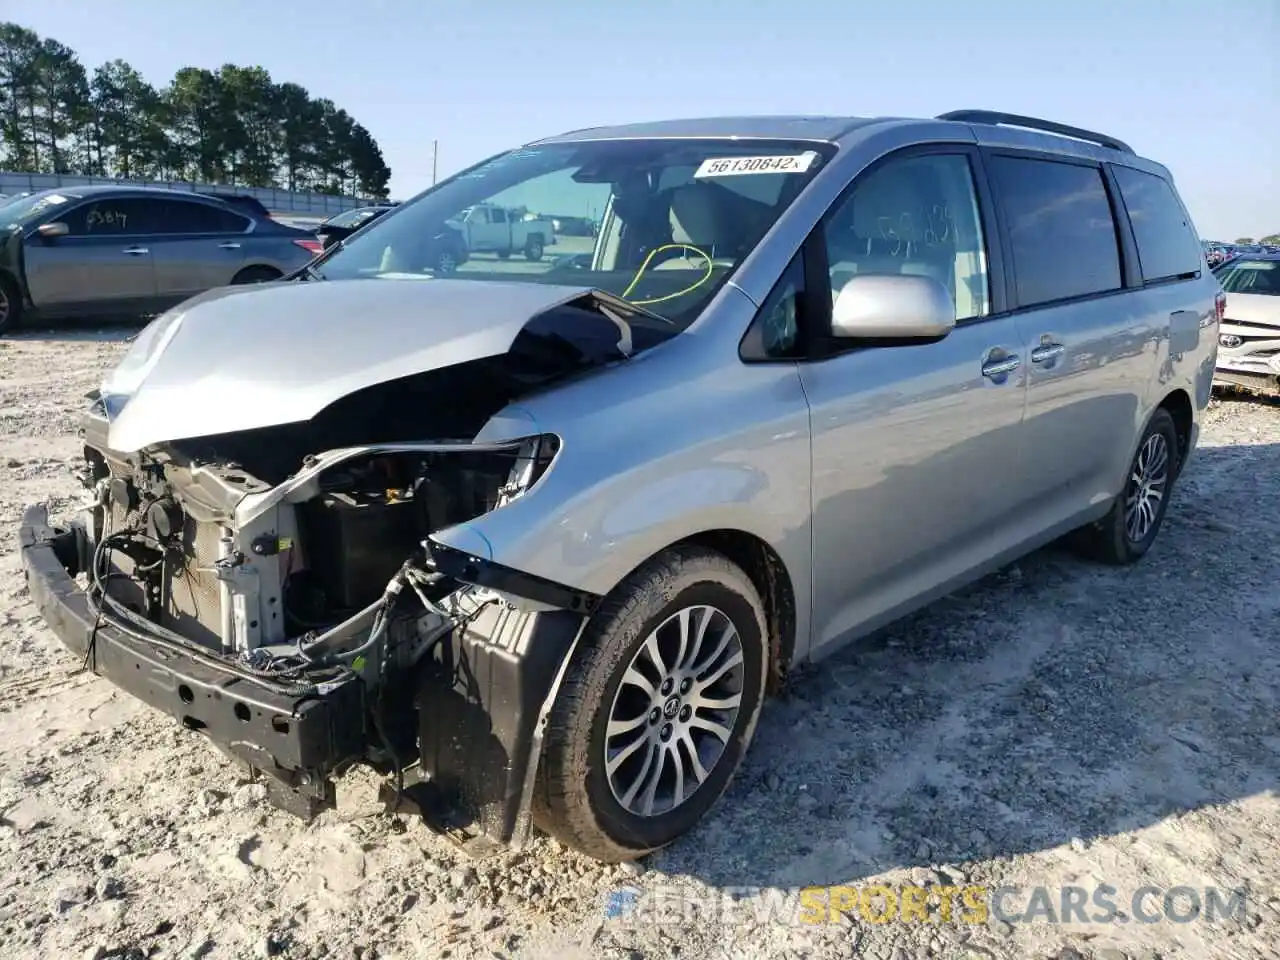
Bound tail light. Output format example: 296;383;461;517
1214;291;1227;324
293;238;323;256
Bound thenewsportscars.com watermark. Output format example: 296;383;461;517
603;883;1250;927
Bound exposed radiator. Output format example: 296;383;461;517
102;495;226;649
165;515;226;648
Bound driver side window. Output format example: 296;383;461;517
60;198;160;237
822;153;990;321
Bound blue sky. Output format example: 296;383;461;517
8;0;1277;239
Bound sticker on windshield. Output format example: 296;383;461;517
693;152;818;179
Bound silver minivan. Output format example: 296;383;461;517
20;109;1221;861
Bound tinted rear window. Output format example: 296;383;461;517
989;156;1122;308
1112;166;1201;282
159;200;250;234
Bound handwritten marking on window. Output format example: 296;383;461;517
874;205;958;257
85;206;128;232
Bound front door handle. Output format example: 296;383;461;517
121;246;149;256
217;241;241;250
1031;342;1066;363
981;355;1021;379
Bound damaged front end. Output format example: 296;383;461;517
17;279;659;851
1214;317;1280;396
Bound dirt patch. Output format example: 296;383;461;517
1;325;1276;959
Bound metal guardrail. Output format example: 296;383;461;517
0;170;379;216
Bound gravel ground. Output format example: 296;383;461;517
0;324;1277;960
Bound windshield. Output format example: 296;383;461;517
324;207;385;229
0;189;78;228
311;138;834;328
1216;259;1280;296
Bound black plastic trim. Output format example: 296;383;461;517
414;603;587;850
1099;162;1144;290
425;539;602;614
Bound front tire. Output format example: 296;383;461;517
1072;408;1179;564
534;546;768;862
0;273;23;334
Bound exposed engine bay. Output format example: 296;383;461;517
35;281;658;844
63;418;576;841
79;433;554;661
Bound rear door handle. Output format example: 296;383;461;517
217;241;241;250
981;355;1021;379
1030;342;1065;363
121;246;149;256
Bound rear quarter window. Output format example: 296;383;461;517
160;200;251;234
987;156;1122;308
1112;166;1202;282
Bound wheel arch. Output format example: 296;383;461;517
594;528;798;693
0;267;25;330
232;263;283;283
1155;387;1194;474
0;266;22;301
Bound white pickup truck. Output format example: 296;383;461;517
449;203;555;261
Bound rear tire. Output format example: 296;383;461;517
524;236;544;261
534;546;768;862
0;273;23;334
1071;408;1180;565
231;265;282;285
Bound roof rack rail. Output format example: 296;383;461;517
936;109;1134;154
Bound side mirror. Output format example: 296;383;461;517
37;221;70;239
831;273;956;341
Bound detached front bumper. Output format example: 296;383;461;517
18;503;366;816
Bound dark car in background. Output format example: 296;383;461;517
316;204;398;250
0;185;323;332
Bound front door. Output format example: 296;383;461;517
23;197;159;314
799;147;1030;655
462;206;500;252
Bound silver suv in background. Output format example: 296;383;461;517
20;109;1220;862
0;185;322;332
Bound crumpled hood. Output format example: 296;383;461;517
102;278;593;452
1221;292;1280;330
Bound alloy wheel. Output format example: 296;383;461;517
1124;432;1170;542
604;604;745;818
